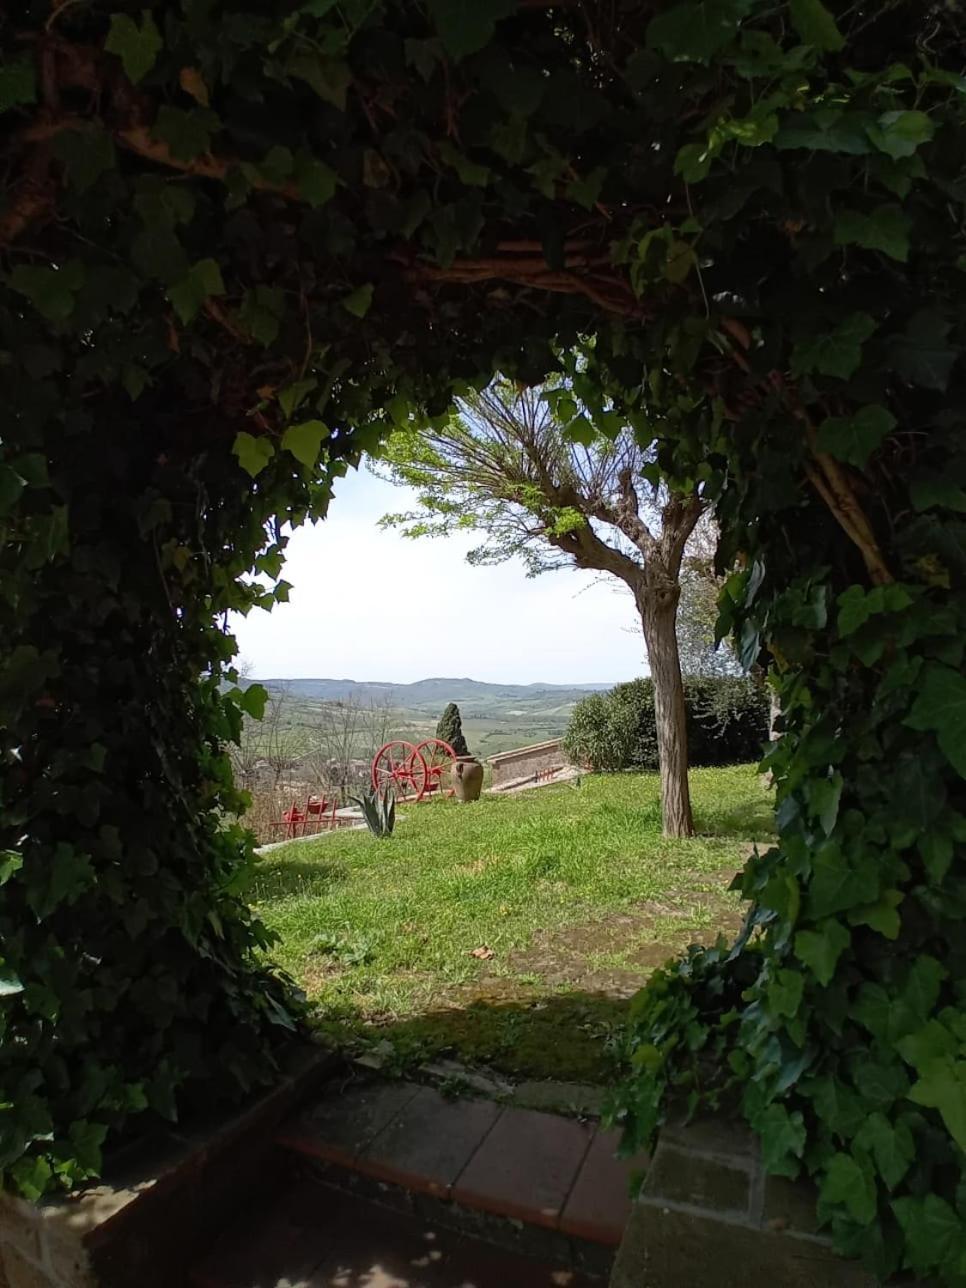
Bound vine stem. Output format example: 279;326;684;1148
802;421;894;587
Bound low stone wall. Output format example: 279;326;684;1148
609;1113;876;1288
488;738;572;790
0;1045;333;1288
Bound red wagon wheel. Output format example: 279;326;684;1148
416;738;457;797
371;740;429;803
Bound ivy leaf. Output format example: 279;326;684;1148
848;890;903;940
236;683;267;719
238;286;284;347
910;471;966;513
794;919;849;986
888;311;959;392
868;110;935;161
342;284;374;318
820;1152;877;1225
105;11;163;84
908;1058;966;1152
756;1103;806;1178
893;1195;964;1272
153;106;215;162
426;0;517;60
788;0;844;50
807;772;842;835
52;124;116;194
647;0;753;65
768;968;804;1017
906;664;966;778
8;1156;52;1203
0;465;26;514
898;1020;958;1071
0;55;36;111
278;379;317;419
0;850;23;885
281;419;329;466
837;585;872;636
232;432;275;478
854;1113;913;1191
297;159;338;208
806;846;879;918
791;312;876;380
167;259;225;325
286;51;352;110
815;405;896;467
9;261;85;323
833;205;910;262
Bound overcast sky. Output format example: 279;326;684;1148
230;464;648;685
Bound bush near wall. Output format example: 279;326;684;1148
564;677;769;773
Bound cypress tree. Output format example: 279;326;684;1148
436;703;469;756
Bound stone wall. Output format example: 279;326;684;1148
488;739;572;790
609;1114;877;1288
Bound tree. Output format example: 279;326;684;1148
378;382;705;837
436;703;469;757
676;516;742;679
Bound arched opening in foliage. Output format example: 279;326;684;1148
2;3;965;1281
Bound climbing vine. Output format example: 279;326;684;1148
1;1;965;1280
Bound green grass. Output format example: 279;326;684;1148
252;764;773;1082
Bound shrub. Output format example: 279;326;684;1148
565;676;769;772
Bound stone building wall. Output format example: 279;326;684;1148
488;738;573;790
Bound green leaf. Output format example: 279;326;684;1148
789;0;843;50
286;51;352;110
426;0;517;59
768;968;804;1018
807;845;879;919
9;1155;53;1203
52;123;116;194
278;379;317;419
791;312;876;380
815;405;896;467
794;919;849;986
0;850;23;885
854;1113;912;1191
757;1104;806;1178
232;432;275;478
908;1058;966;1152
237;683;268;719
281;419;329;466
153;106;215;162
833;205;910;262
910;471;966;513
239;286;284;347
167;259;225;326
898;1020;958;1071
342;284;374;318
893;1195;964;1272
647;0;753;64
105;11;163;84
808;773;842;835
888;311;958;392
0;465;26;515
297;159;338;208
0;55;36;112
9;262;85;323
820;1152;877;1225
848;890;902;940
675;143;714;183
906;664;966;778
868;110;935;161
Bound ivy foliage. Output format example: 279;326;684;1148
1;2;965;1280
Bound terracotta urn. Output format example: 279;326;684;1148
450;755;484;802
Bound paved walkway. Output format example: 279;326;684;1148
276;1079;645;1246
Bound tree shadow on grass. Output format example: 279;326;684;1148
315;988;634;1088
249;859;347;903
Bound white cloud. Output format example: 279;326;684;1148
230;466;647;685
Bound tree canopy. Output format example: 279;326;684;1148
3;3;966;1282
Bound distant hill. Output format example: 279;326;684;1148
258;676;612;712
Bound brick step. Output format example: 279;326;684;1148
274;1079;646;1249
190;1181;602;1288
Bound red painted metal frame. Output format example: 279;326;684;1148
371;740;429;802
280;794;339;838
415;737;458;798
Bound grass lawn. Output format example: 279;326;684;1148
251;764;773;1084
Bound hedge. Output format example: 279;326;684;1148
564;676;769;773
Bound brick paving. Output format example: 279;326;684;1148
279;1078;646;1247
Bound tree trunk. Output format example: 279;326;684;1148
640;586;695;838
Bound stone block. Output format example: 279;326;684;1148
609;1205;876;1288
1;1245;55;1288
762;1174;822;1237
642;1142;752;1220
658;1111;757;1162
0;1194;42;1263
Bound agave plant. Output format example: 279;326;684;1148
349;787;396;838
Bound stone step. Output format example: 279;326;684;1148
190;1181;602;1288
274;1079;646;1249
